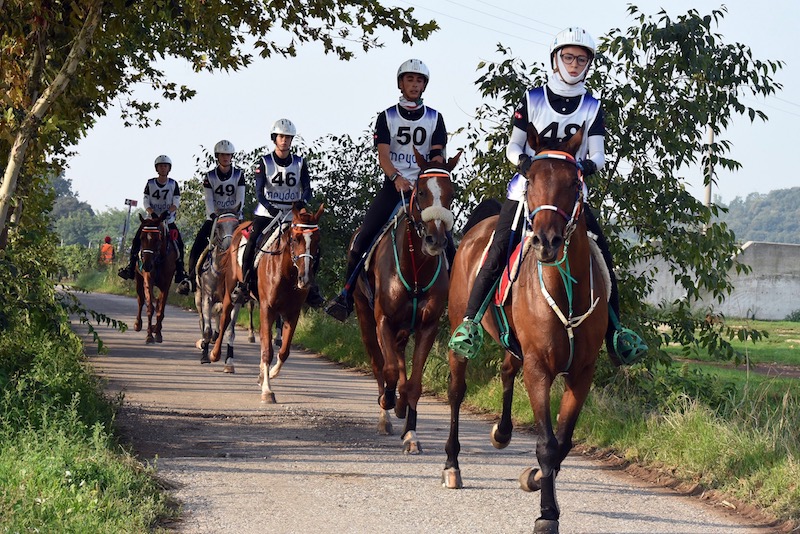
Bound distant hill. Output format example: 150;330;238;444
716;187;800;245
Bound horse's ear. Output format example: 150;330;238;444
314;203;325;219
413;147;429;171
445;149;463;172
139;213;145;223
527;123;542;153
563;125;585;156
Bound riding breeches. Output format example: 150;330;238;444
188;219;214;275
241;215;274;283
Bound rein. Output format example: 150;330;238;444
525;150;600;372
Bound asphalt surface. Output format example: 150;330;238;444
74;291;777;534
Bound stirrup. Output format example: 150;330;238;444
448;319;484;361
231;281;249;304
324;293;352;322
612;327;648;365
117;265;135;280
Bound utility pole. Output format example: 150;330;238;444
703;125;714;235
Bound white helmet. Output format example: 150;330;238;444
214;139;235;155
154;155;172;168
549;27;596;63
397;59;430;85
271;118;296;137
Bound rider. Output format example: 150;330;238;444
178;140;246;295
118;155;188;283
231;119;324;306
448;27;648;365
324;58;449;322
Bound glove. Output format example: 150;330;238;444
210;212;217;220
160;211;169;220
517;155;532;176
267;205;280;217
579;159;597;176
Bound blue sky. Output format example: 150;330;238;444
65;0;799;213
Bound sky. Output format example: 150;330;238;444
64;0;800;213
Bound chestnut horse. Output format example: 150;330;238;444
195;208;241;371
254;205;323;403
353;150;461;454
442;127;607;534
133;212;178;344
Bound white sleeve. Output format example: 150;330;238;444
505;125;529;166
586;134;605;171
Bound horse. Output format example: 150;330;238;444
442;126;607;534
254;204;323;403
133;212;178;344
195;207;241;372
353;149;461;454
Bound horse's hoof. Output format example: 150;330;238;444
533;518;559;534
155;334;163;343
134;322;142;332
490;423;512;449
145;337;155;344
260;392;276;404
248;335;256;343
377;420;393;436
200;355;211;364
223;364;235;374
402;431;421;455
442;467;463;489
209;353;220;363
519;467;542;493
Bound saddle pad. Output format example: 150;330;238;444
237;223;287;272
495;237;530;306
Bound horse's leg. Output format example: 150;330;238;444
257;299;276;404
269;312;297;379
375;315;402;414
154;286;167;343
491;352;523;449
210;293;232;364
400;322;437;455
134;276;144;332
145;280;156;344
442;350;469;489
247;301;256;343
359;309;393;435
517;370;561;533
222;302;240;374
273;316;283;348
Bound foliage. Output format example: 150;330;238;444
787;309;800;322
1;0;438;240
716;188;800;244
459;6;781;366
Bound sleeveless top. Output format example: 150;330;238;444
142;177;180;224
507;87;600;201
203;166;246;216
385;105;439;184
254;153;306;217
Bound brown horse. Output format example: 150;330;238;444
255;205;323;403
353;150;461;454
442;126;607;534
133;212;178;344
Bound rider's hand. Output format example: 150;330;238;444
517;154;533;176
393;176;412;193
579;159;597;176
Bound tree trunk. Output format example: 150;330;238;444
0;0;103;247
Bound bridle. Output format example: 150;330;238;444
405;168;455;239
288;218;320;277
211;213;239;252
526;150;584;245
139;219;165;269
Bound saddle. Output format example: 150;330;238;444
236;216;289;274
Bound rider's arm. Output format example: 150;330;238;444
299;159;312;204
142;182;155;216
506;97;530;166
254;159;278;216
202;175;215;218
170;180;180;213
429;113;447;163
584;108;606;172
235;169;246;216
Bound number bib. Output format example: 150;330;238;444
254;153;305;217
204;167;245;212
385;105;439;184
143;177;180;224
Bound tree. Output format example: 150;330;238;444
0;0;437;247
460;6;780;363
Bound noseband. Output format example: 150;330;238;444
406;169;455;238
139;223;165;260
525;151;584;244
289;221;319;268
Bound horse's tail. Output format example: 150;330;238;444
461;198;502;237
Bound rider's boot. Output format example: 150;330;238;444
117;256;136;280
305;283;326;308
448;264;499;360
231;280;249;304
324;252;359;322
174;258;188;285
177;266;195;295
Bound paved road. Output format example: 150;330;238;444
75;292;774;534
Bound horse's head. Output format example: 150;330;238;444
212;203;241;253
138;212;168;273
524;124;585;263
410;148;462;257
288;203;324;289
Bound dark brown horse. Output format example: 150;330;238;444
133;212;178;344
442;127;607;534
353;150;461;454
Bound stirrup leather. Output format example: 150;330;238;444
448;320;484;360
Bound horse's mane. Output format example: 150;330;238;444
461;198;502;237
